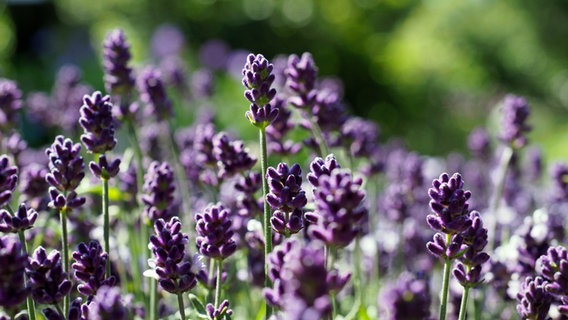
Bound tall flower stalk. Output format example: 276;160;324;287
241;53;279;318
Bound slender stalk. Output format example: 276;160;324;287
458;286;470;320
17;229;36;320
214;259;223;308
177;291;186;320
167;120;192;221
102;174;111;278
307;113;328;157
259;127;272;318
488;146;513;250
439;234;453;320
59;207;70;316
327;246;338;319
149;278;158;320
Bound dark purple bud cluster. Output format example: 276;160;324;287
516;276;552;320
138;67;173;121
19;164;50;210
103;29;135;98
147;217;198;294
26;246;72;305
266;162;306;235
499;94;531;149
212;132;256;179
89;154;121;180
453;211;490;287
206;299;233;320
45;136;86;209
537;246;568;297
0;154;18;207
306;154;340;188
242;53;279;128
379;272;431;320
0;78;22;131
72;240;116;297
310;88;347;134
79;91;117;154
195;203;236;260
307;167;367;248
427;173;472;235
142;161;176;222
0;202;38;233
84;285;128;320
0;236;29;308
285;53;318;109
265;97;302;156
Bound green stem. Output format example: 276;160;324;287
327;246;338;319
307;113;329;158
439;234;453;320
177;291;186;320
102;175;111;278
259;127;272;319
215;259;223;308
149;279;158;320
53;303;64;318
488;146;514;251
59;207;70;316
18;229;36;320
458;286;470;320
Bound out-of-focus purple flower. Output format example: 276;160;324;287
212;132;256;179
198;39;230;71
525;146;543;182
386;149;425;192
19;164;50;211
266;162;306;235
285;52;318;110
453;211;490;287
150;24;185;60
306;154;340;189
191;68;214;100
206;299;233;320
0;236;29;308
118;164;138;209
195;203;236;260
306;168;367;248
26;246;72;304
3;132;27;163
516;276;552;320
42;297;84;320
550;162;568;203
160;56;188;93
84;285;128;320
242;53;279;129
536;246;568;296
72;240;116;297
310;88;347;134
79;91;117;154
381;184;410;224
341;117;380;158
146;217;198;294
139;121;169;161
266;97;302;156
51;65;93;134
379;272;431;320
467;127;491;160
0;78;22;131
234;171;262;218
426;172;472;235
0;202;38;233
0;154;18;207
500;94;531;149
103;29;135;99
138;67;173;121
142;161;176;222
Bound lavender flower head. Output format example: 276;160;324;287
0;154;18;207
79;91;117;154
138;67;173;121
72;240;116;297
26;246;72;305
426;172;472;235
242;53;279;128
85;285;128;320
0;236;29;308
212;132;257;179
379;272;431;320
536;246;568;296
146;217;199;294
103;29;135;98
516;276;552;320
285;52;318;109
142;161;176;222
500;94;531;149
206;299;233;320
306;154;340;188
0;202;38;233
0;78;22;131
195;203;237;260
266;162;306;235
453;211;490;287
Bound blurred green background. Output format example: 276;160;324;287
1;0;568;161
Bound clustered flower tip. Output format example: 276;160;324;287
267;162;307;235
0;236;29;309
26;246;72;305
426;172;472;235
195;203;236;260
85;285;129;320
242;53;279;128
516;276;552;320
72;240;116;297
0;154;18;208
89;154;121;180
79;91;117;154
103;29;135;98
212;132;256;179
0;202;38;233
285;52;318;109
138;67;173;121
142;161;176;222
0;78;22;131
206;299;233;320
500;94;531;149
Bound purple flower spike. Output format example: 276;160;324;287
453;211;490;287
285;53;318;109
45;135;85;192
89;154;121;179
0;154;18;207
266;162;306;235
242;53;279;128
26;246;72;305
72;240;116;297
146;217;199;294
142;161;176;222
0;78;22;131
0;236;29;308
103;29;135;98
86;286;128;320
79;91;117;154
500;94;531;149
307;154;340;188
19;164;50;211
427;172;472;235
138;67;173;121
212;132;257;179
206;299;233;320
536;246;568;296
0;202;38;233
195;203;236;260
516;276;552;320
